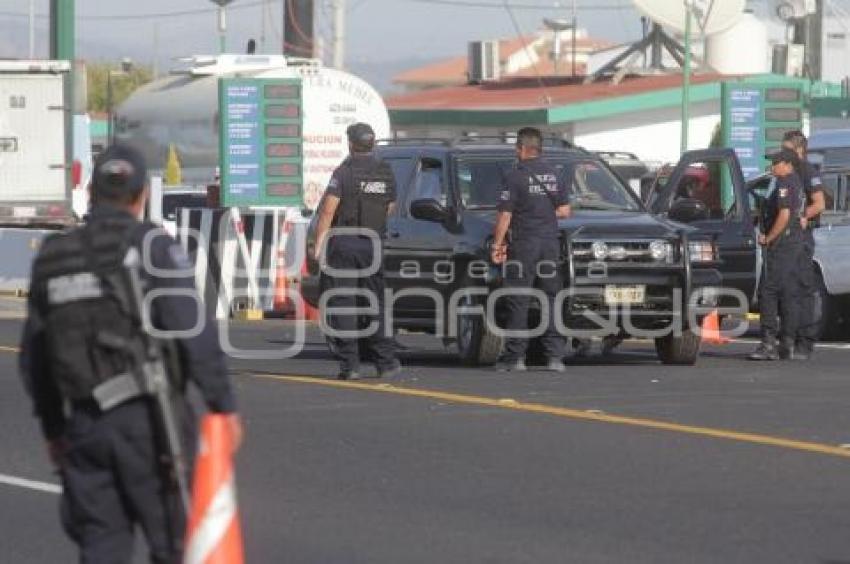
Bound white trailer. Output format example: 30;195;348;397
0;60;73;226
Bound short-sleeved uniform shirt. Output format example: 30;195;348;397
763;171;803;237
799;160;824;228
497;157;569;242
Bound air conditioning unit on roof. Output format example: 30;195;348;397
468;41;501;84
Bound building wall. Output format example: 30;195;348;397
390;101;719;165
573;102;719;165
822;16;850;84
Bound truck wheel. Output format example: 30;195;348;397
815;271;843;341
454;287;503;366
654;330;701;365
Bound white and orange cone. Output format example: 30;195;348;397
183;415;243;564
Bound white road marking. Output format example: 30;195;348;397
0;473;61;494
726;339;850;350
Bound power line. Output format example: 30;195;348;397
0;1;267;21
402;0;630;10
501;0;554;106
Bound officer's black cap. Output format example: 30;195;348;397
346;123;376;149
765;148;798;165
91;144;148;202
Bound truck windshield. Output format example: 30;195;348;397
456;157;641;211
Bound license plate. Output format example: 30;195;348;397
604;285;646;305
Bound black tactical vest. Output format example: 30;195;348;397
334;156;394;236
30;214;144;401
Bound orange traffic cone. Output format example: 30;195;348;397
183;415;244;564
301;257;319;322
701;309;730;345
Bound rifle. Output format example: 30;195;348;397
117;246;192;514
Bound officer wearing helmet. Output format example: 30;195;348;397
313;123;401;380
20;145;241;563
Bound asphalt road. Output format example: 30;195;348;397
2;303;850;563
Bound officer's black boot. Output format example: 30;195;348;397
778;338;797;360
748;339;778;361
793;339;813;361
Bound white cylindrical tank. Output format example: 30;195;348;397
116;55;391;209
706;10;769;75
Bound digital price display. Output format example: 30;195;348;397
265;104;301;119
266;143;300;158
765;88;801;103
765;107;802;122
264;84;300;99
266;163;301;177
266;124;301;138
765;127;791;142
267;183;301;196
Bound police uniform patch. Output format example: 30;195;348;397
327;177;339;190
500;190;510;201
47;272;103;305
361;181;387;194
167;244;192;269
779;188;788;198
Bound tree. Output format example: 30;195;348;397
164;144;183;186
86;62;154;113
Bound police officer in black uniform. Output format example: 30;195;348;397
314;123;401;380
782;130;825;359
491;127;571;372
749;148;805;361
20;145;241;563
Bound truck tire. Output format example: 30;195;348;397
654;330;701;365
454;286;503;366
815;271;844;341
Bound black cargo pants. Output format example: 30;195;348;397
795;230;820;351
759;236;804;343
500;237;566;362
322;236;397;373
60;398;192;564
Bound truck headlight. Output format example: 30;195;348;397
688;241;715;262
591;241;609;261
649;240;671;262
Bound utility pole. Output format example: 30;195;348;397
333;0;346;69
681;0;692;154
260;0;268;53
571;0;577;77
152;22;160;77
211;0;234;54
28;0;35;58
50;0;74;184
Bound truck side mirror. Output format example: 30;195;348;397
669;198;709;223
410;198;449;223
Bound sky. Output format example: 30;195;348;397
0;1;780;90
0;1;641;64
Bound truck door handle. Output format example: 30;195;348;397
389;231;400;238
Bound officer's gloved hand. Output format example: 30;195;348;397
225;413;243;453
